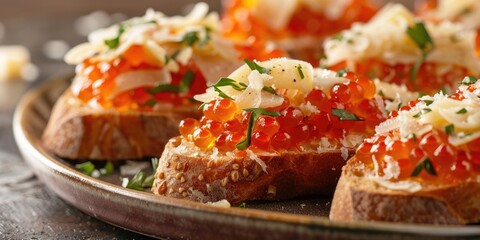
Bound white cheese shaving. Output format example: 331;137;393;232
246;149;268;173
206;199;231;208
324;4;480;74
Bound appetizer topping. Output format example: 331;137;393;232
181;59;386;154
222;0;377;38
356;77;480;187
418;0;480;30
324;4;480;94
65;3;283;112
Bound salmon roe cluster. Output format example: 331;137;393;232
75;45;207;111
179;71;385;152
222;0;377;40
330;59;469;95
356;85;480;184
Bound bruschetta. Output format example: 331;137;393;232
323;4;480;95
151;58;392;203
330;76;480;224
42;3;280;160
221;0;378;65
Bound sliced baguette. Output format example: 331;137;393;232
152;138;354;203
330;157;480;224
42;89;200;160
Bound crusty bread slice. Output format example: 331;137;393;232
152;138;354;203
330;157;480;225
42;89;201;160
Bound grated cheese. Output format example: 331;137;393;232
323;4;480;75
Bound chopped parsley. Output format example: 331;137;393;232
296;65;305;79
445;124;455;136
210;77;277;100
104;24;126;49
244;59;270;74
406;21;434;83
411;133;417;143
423;100;434;106
142;98;157;107
336;68;348;77
147;70;195;94
331;109;362;121
378;90;385;97
123;158;159;191
238;202;247;208
456;108;467;114
236;108;280;150
182;31;200;47
413;108;432;118
411;157;436;177
460;76;477;85
75;161;114;177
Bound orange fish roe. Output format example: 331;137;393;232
179;71;386;152
74;44;208;111
222;0;377;65
330;60;469;95
356;80;480;184
222;0;377;41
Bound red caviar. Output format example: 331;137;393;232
330;60;469;95
356;85;480;184
180;71;386;152
222;0;378;65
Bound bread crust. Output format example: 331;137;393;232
42;90;200;160
330;157;480;224
152;139;354;203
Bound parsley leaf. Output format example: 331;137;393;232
236;108;281;150
182;31;200;46
75;162;95;176
445;124;455;135
332;109;363;121
296;65;304;79
124;171;147;191
244;59;270;74
406;21;434;83
336;68;348;77
142;98;157;107
460;76;477;85
411;158;436;177
238;202;247;208
423;100;434;106
104;24;126;49
456;108;467;114
413;108;432;118
210;77;277;100
148;70;195;94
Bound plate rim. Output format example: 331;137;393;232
13;77;480;238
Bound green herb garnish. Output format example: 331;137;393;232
244;59;270;74
413;108;432;118
210;77;277;100
331;109;362;121
75;162;95;176
460;76;477;85
406;21;434;83
124;171;147;191
456;108;467;114
104;24;126;49
142;99;157;107
297;65;304;79
378;90;385;97
238;202;247;208
182;31;200;46
445;124;455;136
236;108;280;150
123;158;159;190
336;68;348;77
148;70;195;94
411;157;436;177
423;100;434;106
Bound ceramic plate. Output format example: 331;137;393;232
13;77;480;239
